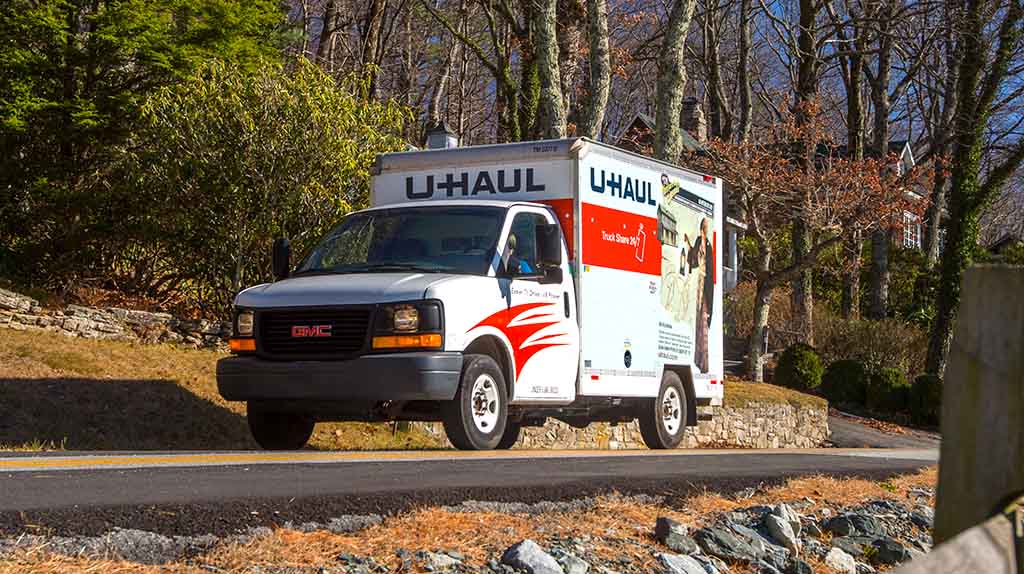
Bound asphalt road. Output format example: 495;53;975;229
0;448;937;536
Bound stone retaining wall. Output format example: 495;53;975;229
0;288;230;350
419;400;829;449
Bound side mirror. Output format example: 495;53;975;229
536;223;562;267
539;266;563;285
272;238;291;281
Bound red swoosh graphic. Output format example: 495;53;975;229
470;302;569;379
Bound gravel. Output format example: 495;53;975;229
1;481;934;574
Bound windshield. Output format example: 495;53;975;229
295;206;506;276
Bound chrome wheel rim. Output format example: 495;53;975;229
470;374;500;433
661;387;682;435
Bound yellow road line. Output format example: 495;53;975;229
0;448;935;472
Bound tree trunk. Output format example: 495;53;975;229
736;0;753;143
790;0;819;345
654;0;698;161
840;31;864;320
534;0;566;138
923;1;960;269
867;0;893;320
578;0;610;138
841;232;862;319
361;0;387;98
745;239;773;381
702;2;732;141
316;0;341;69
790;218;814;345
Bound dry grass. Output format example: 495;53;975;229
0;467;938;574
724;378;828;409
0;328;440;451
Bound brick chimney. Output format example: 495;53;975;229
680;96;707;143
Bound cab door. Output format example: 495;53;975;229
496;206;579;403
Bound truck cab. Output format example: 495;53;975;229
218;138;724;450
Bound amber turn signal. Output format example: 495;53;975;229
372;333;442;350
229;338;256;352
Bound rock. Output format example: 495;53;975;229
869;537;909;565
854;563;875;574
803;539;828;559
728;524;770;555
823;515;886;538
764;515;800;555
655;517;699;554
695;526;761;563
801;519;822;538
772;504;802;535
0;288;37;313
910;506;934;530
501;540;565;574
754;561;782;574
830;536;875;557
554;552;589;574
691;554;730;574
657;553;707;574
787;559;813;574
325;515;384;534
422;551;461;571
824;548;857;574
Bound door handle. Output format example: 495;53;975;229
563;292;570;318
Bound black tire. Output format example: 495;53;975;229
638;371;688;449
496;420;522;449
442;354;508;450
247;402;315;451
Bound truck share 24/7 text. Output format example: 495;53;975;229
217;138;724;450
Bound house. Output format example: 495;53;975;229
989;232;1023;256
614;98;747;293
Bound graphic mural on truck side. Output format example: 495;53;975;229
657;174;716;374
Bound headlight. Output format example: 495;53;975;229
373;301;443;351
235;309;254;337
392;305;419;332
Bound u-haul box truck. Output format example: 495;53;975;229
217;138;724;450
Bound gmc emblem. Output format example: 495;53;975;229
291;325;332;338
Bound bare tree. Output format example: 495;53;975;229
535;0;567;137
926;0;1024;376
578;0;611;138
655;0;700;161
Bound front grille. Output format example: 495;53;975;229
258;307;371;358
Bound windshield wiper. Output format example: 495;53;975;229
295;263;455;275
346;263;455;274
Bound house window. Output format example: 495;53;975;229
903;212;921;249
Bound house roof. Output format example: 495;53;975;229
616;112;704;152
990;232;1022;253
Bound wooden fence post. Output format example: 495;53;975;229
933;264;1024;544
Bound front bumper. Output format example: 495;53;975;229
217;352;463;402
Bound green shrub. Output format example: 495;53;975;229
775;343;824;391
866;368;911;413
909;374;942;425
815;314;927;376
821;359;870;405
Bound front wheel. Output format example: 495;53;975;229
247;402;315;450
442;354;508;450
638;371;688;449
496;420;522;449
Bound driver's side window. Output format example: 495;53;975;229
506;212;545;277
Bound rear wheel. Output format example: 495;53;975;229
442;354;508;450
247;402;315;450
638;371;688;449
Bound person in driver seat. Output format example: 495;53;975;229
506;234;534;274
